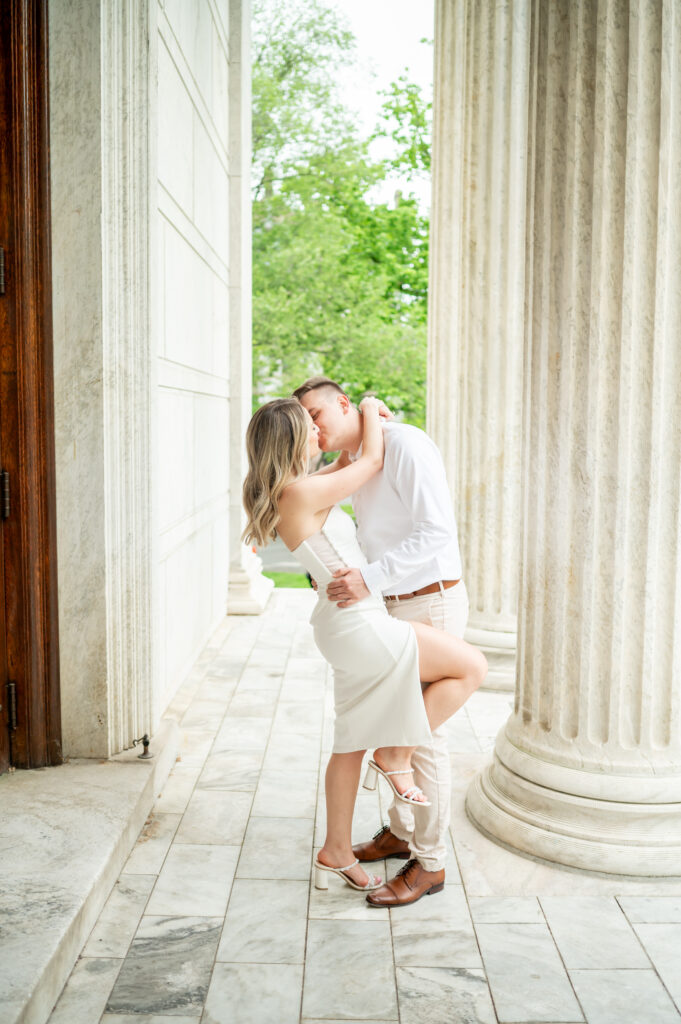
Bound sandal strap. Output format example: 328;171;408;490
402;786;425;801
380;768;412;776
337;858;360;873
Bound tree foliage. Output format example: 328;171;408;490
252;0;432;426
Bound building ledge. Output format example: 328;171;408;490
0;718;178;1024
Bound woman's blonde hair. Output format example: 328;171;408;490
242;398;309;547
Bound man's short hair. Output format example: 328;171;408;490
292;376;348;402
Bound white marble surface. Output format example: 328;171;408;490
217;879;308;963
428;0;529;691
0;719;177;1024
475;923;584;1022
466;0;681;875
44;592;681;1024
303;920;397;1020
203;963;303;1024
145;844;239;917
569;969;680;1024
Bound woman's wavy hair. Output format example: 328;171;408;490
242;398;309;547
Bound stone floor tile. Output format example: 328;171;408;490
176;727;217;767
146;845;239;916
540;897;650;969
283;656;328;680
279;676;326;702
196;749;263;791
153;767;201;814
102;1015;200;1023
105;917;221;1017
263;730;321;771
247;646;293;669
82;875;156;958
469;896;544;923
212;716;271;753
631;923;681;1010
194;677;236;703
203;962;303;1024
48;957;122;1024
225;688;279;717
308;862;390;920
123;813;182;874
175;790;252;845
236;816;314;879
236;666;286;690
391;884;482;968
444;714;483;753
618;896;681;922
216;879;308;963
396;966;496;1024
303;1021;397;1024
271;699;324;736
475;923;584;1022
251;769;318;818
569;968;681;1024
179;698;226;729
303;919;397;1019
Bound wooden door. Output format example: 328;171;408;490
0;0;61;772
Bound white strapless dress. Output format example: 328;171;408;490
293;505;432;754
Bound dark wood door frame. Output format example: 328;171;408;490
0;0;61;771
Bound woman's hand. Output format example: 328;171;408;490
359;395;392;420
359;396;381;414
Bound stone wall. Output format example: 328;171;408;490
155;0;233;713
49;0;262;756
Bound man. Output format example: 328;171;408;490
293;376;476;907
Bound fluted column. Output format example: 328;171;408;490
428;0;530;690
227;0;273;614
467;0;681;873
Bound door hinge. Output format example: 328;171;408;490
7;681;17;732
1;471;9;519
0;247;5;295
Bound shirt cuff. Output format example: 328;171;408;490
360;561;389;594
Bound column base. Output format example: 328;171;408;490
465;625;516;692
466;743;681;876
228;548;274;615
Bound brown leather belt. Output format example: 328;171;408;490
385;579;460;602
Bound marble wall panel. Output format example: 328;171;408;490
162;220;221;373
156;1;235;710
158;39;194;215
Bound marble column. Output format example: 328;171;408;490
467;0;681;873
50;0;155;755
428;0;530;690
227;0;273;614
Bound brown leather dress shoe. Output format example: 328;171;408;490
352;824;411;863
365;858;445;907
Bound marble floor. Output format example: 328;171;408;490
47;590;681;1024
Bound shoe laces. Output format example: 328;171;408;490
372;824;390;840
395;858;419;881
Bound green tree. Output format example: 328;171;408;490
252;0;431;426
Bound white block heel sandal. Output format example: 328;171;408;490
314;857;383;892
362;759;432;807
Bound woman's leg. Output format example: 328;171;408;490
317;749;380;885
373;630;486;801
411;623;488;730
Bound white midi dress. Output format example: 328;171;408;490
293;505;432;754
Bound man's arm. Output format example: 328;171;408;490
326;432;455;606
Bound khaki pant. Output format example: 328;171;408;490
384;582;469;872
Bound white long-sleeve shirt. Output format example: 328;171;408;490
350;422;463;595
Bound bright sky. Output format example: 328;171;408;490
329;0;434;206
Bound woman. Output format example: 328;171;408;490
243;396;486;891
